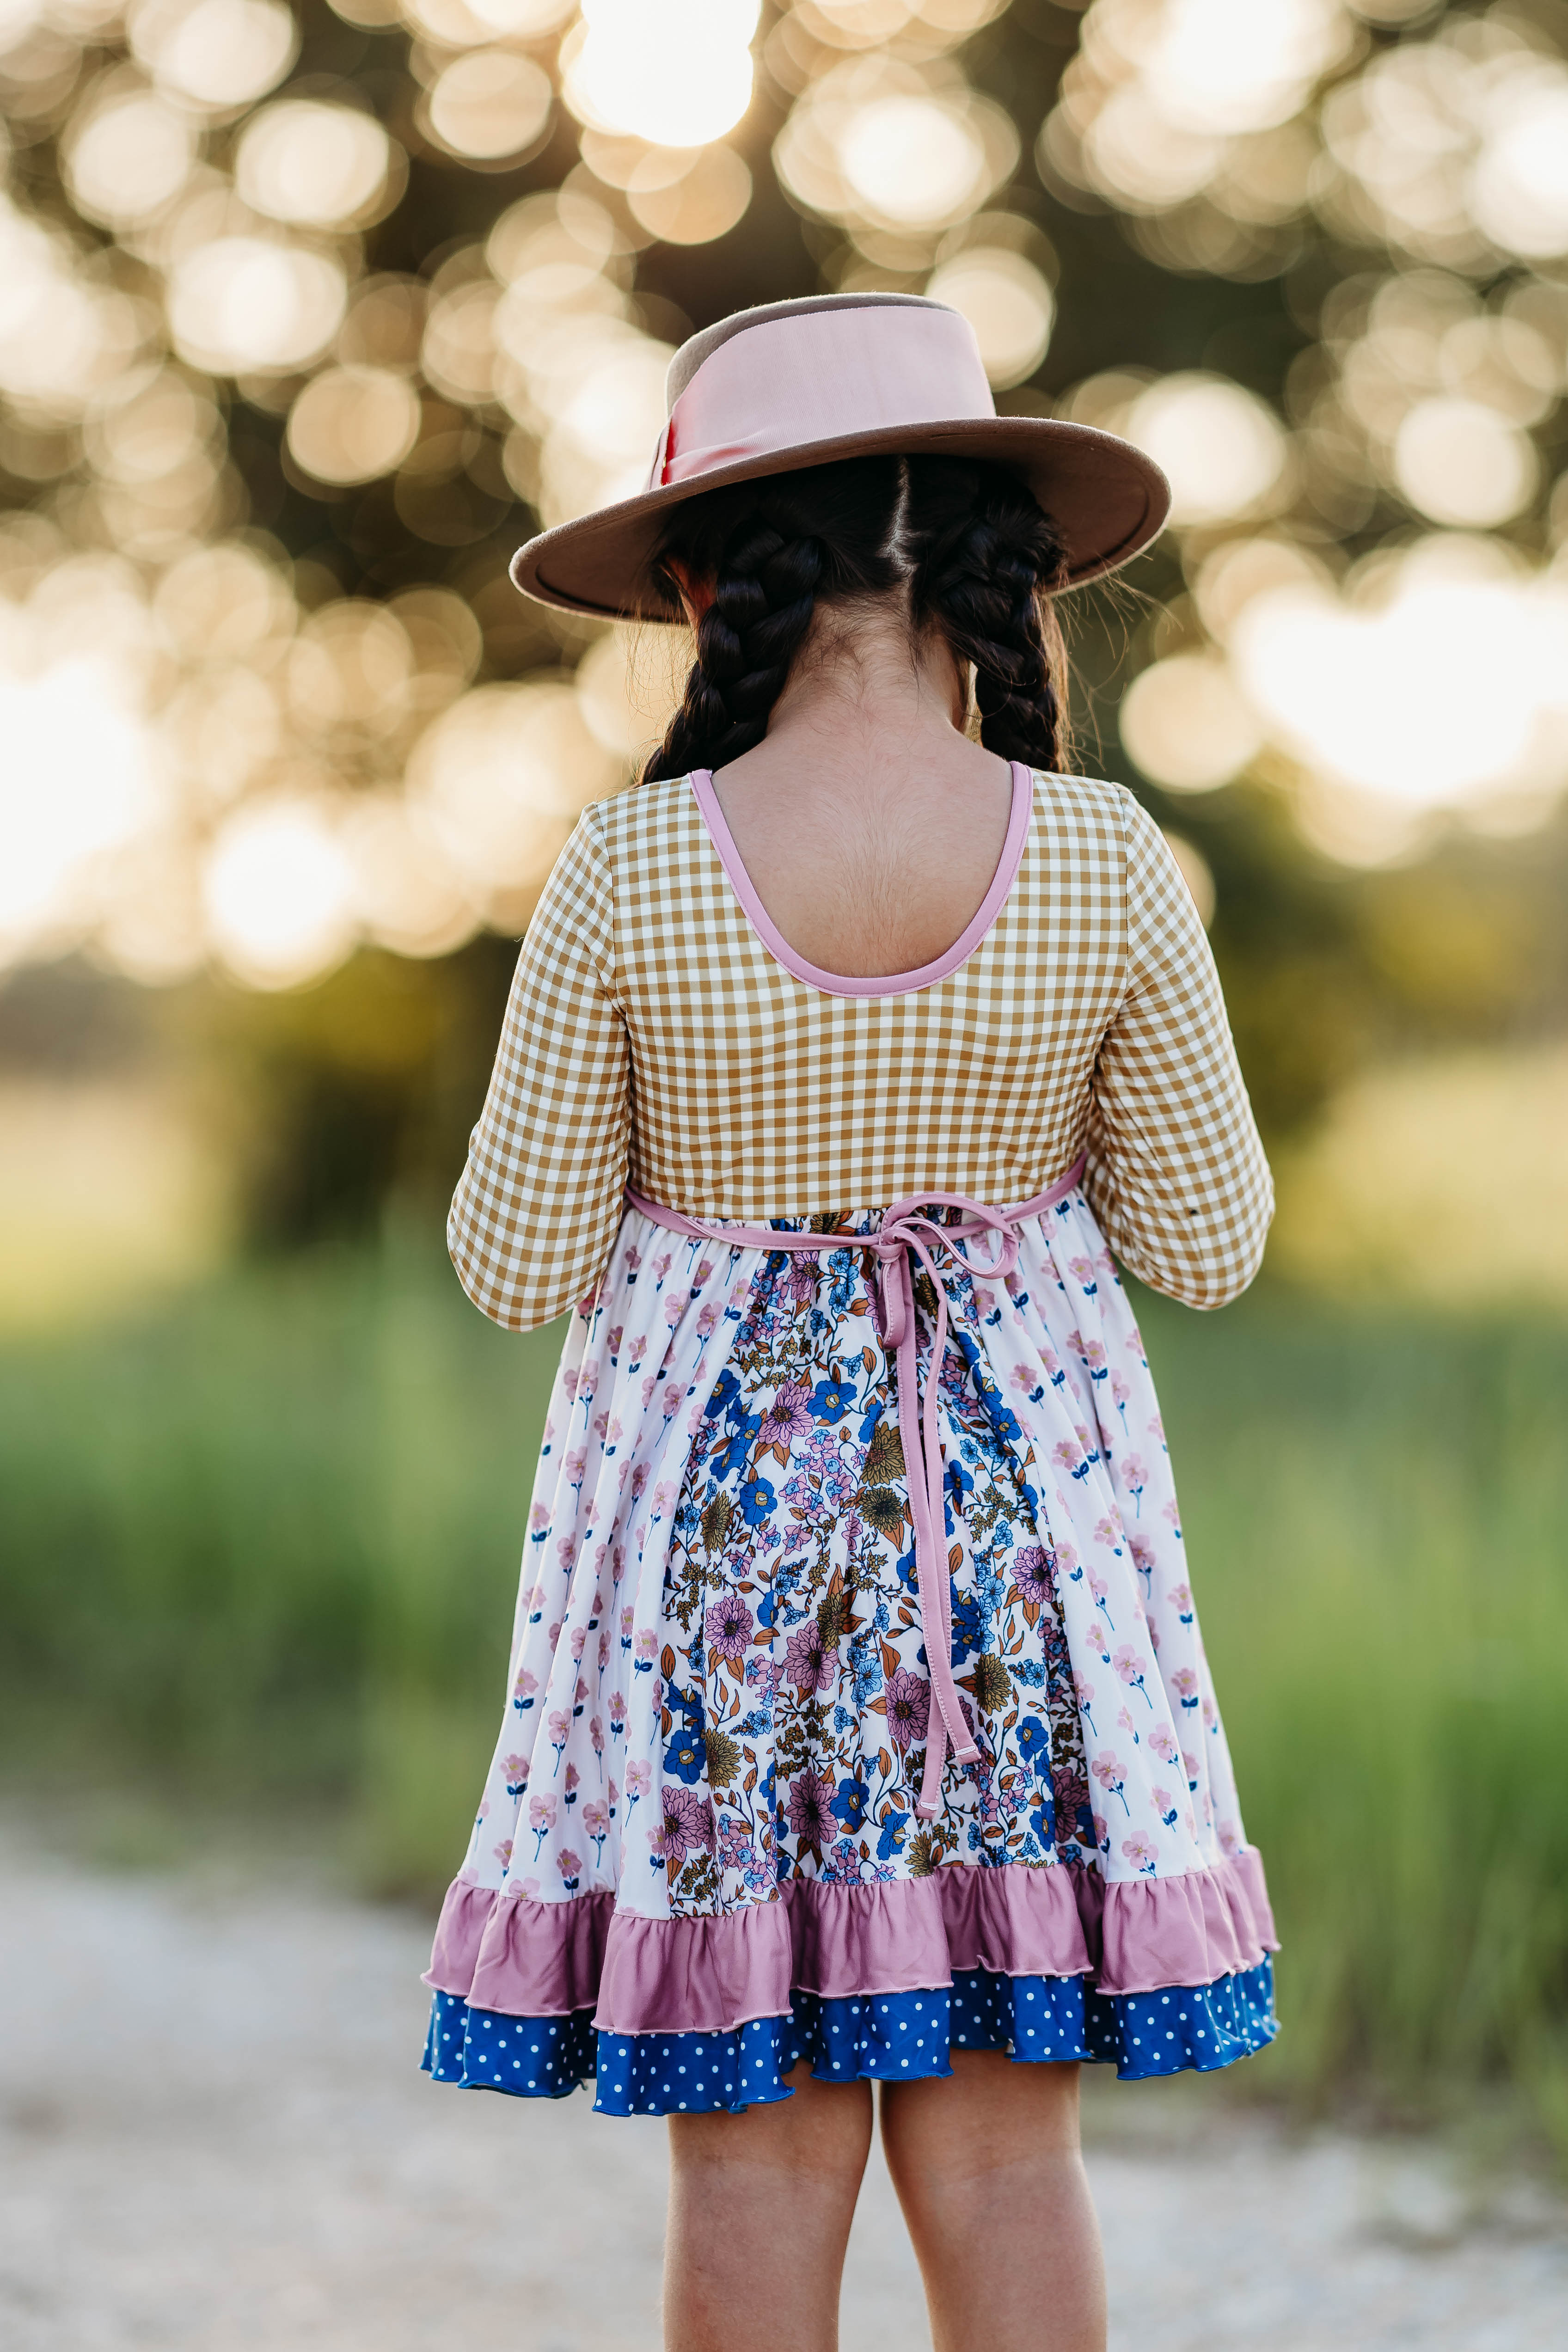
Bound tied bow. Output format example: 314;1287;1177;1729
865;1198;1025;1819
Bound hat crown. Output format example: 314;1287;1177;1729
648;295;996;496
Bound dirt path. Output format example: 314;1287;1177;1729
2;1835;1563;2350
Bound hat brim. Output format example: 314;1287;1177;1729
508;416;1171;619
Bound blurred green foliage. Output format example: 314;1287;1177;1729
4;1248;1568;2146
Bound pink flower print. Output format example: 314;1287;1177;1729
494;1838;514;1870
589;1715;605;1756
624;1246;642;1274
1128;1536;1154;1589
640;1377;657;1409
564;1762;580;1803
658;1784;714;1870
784;1619;835;1695
785;1769;836;1846
598;1629;611;1673
1121;1832;1158;1874
1202;1695;1217;1729
1009;1360;1038;1394
527;1793;557;1857
633;1626;658;1670
662;1383;682;1418
592;1411;608;1442
1149;1724;1178;1765
1068;1255;1097;1288
570;1625;587;1662
511;1667;538;1714
1162;1497;1181;1532
612;1542;625;1586
1092;1515;1121;1550
1110;1370;1131;1412
1182;1749;1200;1789
1065;1328;1084;1356
1218;1819;1242;1857
1114;1645;1155;1709
625;1758;650;1801
520;1875;540;1898
697;1302;720;1337
1042;1345;1065;1386
1073;1673;1098;1734
607;1325;623;1355
1086;1566;1115;1630
883;1666;931;1751
620;1604;635;1646
547;1711;570;1768
1090;1752;1131;1815
1055;1540;1078;1580
1091;1811;1109;1850
1012;1545;1053;1606
759;1378;815;1446
607;1778;619;1811
565;1449;587;1483
1147;1412;1165;1446
745;1652;783;1700
529;1501;551;1537
1052;1439;1084;1476
547;1622;562;1649
705;1592;754;1664
1168;1581;1194;1622
1117;1704;1138;1739
1171;1666;1200;1713
557;1846;582;1892
694;1258;714;1285
1152;1786;1179;1827
653;1252;672;1281
664;1293;688;1329
1082;1339;1107;1378
502;1751;530;1794
608;1690;627;1734
562;1369;579;1401
582;1799;609;1863
1126;1321;1144;1355
782;1256;821;1306
631;1461;650;1499
652;1480;677;1518
627;1333;646;1368
1120;1454;1148;1518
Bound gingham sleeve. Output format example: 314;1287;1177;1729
447;808;630;1331
1083;793;1273;1310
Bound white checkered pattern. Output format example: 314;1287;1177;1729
448;771;1273;1329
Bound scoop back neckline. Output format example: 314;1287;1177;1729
688;759;1033;1000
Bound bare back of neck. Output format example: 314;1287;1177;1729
705;606;1015;981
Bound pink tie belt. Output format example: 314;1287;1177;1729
625;1157;1087;1823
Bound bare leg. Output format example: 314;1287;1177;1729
664;2063;874;2352
880;2052;1106;2352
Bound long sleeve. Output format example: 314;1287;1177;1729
448;807;630;1330
1083;793;1273;1310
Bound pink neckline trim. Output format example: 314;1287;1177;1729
689;760;1033;999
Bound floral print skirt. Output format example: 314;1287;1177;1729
423;1185;1278;2114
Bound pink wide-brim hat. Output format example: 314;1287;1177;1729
509;291;1170;620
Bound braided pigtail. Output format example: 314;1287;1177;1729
903;457;1071;773
641;459;902;781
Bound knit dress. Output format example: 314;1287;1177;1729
422;760;1280;2115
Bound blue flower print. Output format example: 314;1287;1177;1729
811;1369;854;1422
949;1588;984;1663
663;1727;704;1783
876;1810;910;1860
705;1368;741;1419
713;1416;760;1481
1015;1715;1049;1767
1029;1788;1057;1849
858;1397;885;1445
830;1773;871;1832
738;1474;776;1525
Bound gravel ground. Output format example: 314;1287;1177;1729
3;1834;1564;2351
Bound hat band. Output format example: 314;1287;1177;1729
644;303;997;493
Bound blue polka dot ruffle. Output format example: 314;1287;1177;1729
421;1957;1277;2115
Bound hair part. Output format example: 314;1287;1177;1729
640;455;1070;784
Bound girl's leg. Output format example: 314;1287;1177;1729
664;2064;874;2352
879;2052;1106;2352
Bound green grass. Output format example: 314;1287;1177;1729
3;1245;1567;2142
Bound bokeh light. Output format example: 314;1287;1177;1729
167;236;347;374
926;244;1054;388
562;0;759;148
203;794;357;988
235;98;397;227
1125;373;1289;527
287;364;423;483
63;88;198;230
426;49;553;162
132;0;299;111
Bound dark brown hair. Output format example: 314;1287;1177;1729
640;453;1070;783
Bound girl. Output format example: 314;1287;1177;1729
423;293;1277;2352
